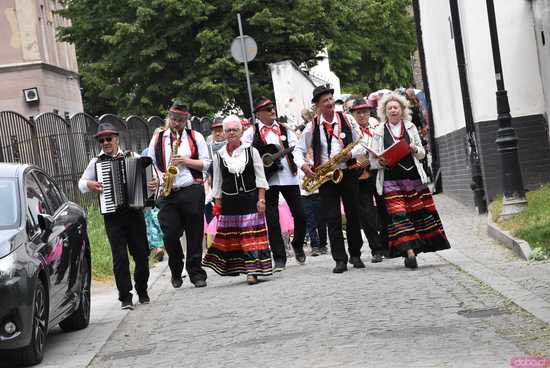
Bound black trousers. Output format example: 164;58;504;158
358;173;384;255
104;208;150;301
157;184;207;283
265;184;306;265
318;170;363;263
301;193;328;249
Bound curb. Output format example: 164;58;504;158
486;214;532;260
438;249;550;325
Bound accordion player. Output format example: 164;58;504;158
96;155;156;214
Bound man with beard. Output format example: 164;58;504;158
296;85;365;273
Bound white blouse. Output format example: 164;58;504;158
211;144;269;199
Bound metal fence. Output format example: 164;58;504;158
0;111;166;208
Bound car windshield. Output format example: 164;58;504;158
0;179;19;229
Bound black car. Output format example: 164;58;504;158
0;164;91;366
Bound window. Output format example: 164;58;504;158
26;175;48;237
33;172;65;214
0;179;19;229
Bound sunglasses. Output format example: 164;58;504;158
98;136;113;144
259;106;275;113
224;128;240;133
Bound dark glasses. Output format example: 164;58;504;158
259;106;275;112
98;136;113;144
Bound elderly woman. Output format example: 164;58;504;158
202;115;272;284
369;93;450;269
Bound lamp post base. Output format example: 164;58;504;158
499;195;528;220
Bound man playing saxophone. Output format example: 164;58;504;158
295;85;365;273
148;100;210;288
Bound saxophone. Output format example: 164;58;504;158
162;130;181;197
302;139;362;193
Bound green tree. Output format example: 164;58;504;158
329;0;416;94
59;0;415;117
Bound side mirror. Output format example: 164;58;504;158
37;213;54;233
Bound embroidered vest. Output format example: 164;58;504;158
219;147;256;196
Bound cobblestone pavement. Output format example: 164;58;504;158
434;195;550;305
89;253;550;366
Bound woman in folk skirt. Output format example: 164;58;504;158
202;115;272;284
368;93;450;269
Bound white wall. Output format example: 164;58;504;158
531;0;550;127
460;0;545;122
269;60;316;128
419;0;465;138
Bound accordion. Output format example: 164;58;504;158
95;156;156;214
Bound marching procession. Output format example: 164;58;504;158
78;84;451;310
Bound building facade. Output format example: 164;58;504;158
269;57;341;129
416;0;550;206
0;0;83;116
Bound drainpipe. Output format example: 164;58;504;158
412;0;442;193
449;0;487;213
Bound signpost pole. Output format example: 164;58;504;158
237;13;255;123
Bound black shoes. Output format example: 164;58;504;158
371;253;383;263
310;248;321;257
273;261;286;272
138;291;150;304
404;255;418;269
332;261;348;273
121;297;134;310
293;246;306;265
193;279;207;288
171;277;183;288
349;257;366;268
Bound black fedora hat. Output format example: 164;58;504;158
95;122;119;138
311;84;334;103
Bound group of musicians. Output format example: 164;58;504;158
80;84;450;309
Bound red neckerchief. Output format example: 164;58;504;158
361;125;372;137
259;121;294;171
322;114;344;148
388;121;406;141
260;123;281;144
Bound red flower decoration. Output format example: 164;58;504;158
212;203;222;217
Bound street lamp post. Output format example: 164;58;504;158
485;0;527;218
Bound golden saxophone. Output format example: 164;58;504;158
162;131;181;197
302;139;362;193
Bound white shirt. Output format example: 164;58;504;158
296;112;364;170
241;121;304;186
147;129;211;188
211;145;269;199
78;149;127;193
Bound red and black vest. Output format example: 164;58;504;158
251;122;298;175
311;111;355;169
153;128;203;183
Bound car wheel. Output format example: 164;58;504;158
9;280;48;366
59;256;91;331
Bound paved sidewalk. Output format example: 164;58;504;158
37;259;169;368
434;194;550;324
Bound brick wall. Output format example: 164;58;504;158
435;127;475;206
476;114;550;202
435;114;550;207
